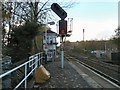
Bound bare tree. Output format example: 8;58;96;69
2;2;13;47
2;0;76;53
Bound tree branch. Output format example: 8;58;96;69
37;0;50;16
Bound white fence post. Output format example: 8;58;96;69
25;64;27;88
0;52;42;89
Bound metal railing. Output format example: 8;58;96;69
0;52;43;89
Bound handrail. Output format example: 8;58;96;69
0;52;43;89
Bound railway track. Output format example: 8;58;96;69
65;54;120;88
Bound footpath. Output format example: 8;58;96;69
33;56;92;89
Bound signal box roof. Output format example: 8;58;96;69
43;30;57;35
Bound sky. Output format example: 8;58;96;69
49;0;119;42
3;0;119;42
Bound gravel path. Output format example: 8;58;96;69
38;58;91;88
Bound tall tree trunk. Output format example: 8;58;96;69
33;2;39;53
2;20;5;45
7;20;11;44
0;3;2;88
34;36;39;53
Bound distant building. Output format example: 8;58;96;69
91;50;105;59
105;41;118;60
43;29;58;61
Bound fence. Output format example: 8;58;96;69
0;52;43;89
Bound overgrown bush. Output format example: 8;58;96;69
7;22;38;63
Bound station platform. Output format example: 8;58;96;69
33;56;92;88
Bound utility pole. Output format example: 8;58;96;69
83;29;85;42
118;2;120;52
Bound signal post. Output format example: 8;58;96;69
51;3;68;69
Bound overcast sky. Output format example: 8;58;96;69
50;0;119;42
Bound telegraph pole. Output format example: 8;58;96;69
83;29;85;41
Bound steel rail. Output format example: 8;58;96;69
65;54;120;88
